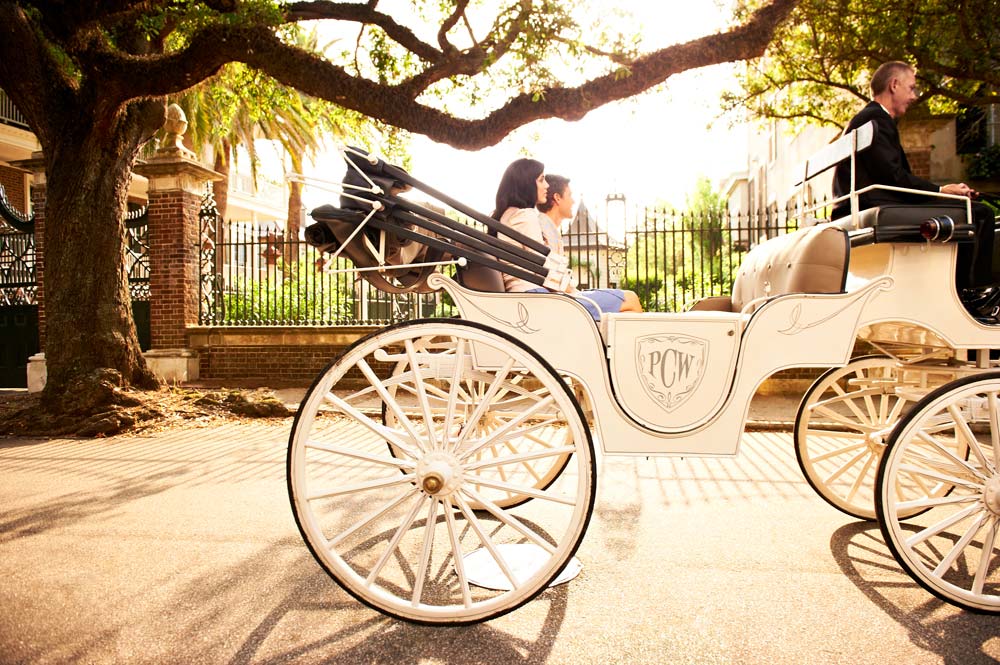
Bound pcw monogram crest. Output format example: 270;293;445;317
636;334;708;412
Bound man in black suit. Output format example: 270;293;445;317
833;61;996;291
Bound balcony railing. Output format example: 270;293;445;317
0;89;30;130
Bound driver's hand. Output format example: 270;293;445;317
941;182;974;197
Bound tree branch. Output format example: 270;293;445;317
80;0;800;150
284;1;442;62
0;3;79;146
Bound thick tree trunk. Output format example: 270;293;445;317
40;109;160;407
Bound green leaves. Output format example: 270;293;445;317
723;0;1000;128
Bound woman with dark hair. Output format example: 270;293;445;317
492;157;642;319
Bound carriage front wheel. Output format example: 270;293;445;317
876;373;1000;613
287;319;596;625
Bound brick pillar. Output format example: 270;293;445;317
133;115;221;382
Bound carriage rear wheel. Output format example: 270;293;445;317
876;373;1000;614
287;319;596;625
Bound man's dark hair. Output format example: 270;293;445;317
538;174;570;213
870;61;914;96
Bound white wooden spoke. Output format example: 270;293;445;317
461;486;558;555
898;467;934;497
453;494;519;590
466;477;577;506
328;488;416;549
932;512;990;577
878;392;890;424
812;403;879;432
443;499;473;608
501;440;550;483
356;357;427;449
411;498;440;607
845;451;877;502
822;447;871;486
365;493;428;586
896;464;983;493
450;357;517;452
468;416;563;449
946;403;993;472
464;445;577;472
306;440;416;470
887;394;908;424
806;440;867;463
905;503;983;548
973;519;999;595
308;473;417;501
404;338;439;450
915;430;987;481
459;395;557;462
895;493;982;513
990;393;1000;469
442;337;467;452
323;390;414;452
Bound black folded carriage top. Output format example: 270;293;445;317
304;147;559;295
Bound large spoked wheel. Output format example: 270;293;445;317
795;356;913;520
287;319;596;625
381;338;573;510
876;373;999;614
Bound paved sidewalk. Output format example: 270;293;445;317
2;421;998;664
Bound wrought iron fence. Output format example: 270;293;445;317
198;202;823;326
198;199;448;326
624;206;804;311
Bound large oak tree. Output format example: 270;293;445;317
0;0;798;409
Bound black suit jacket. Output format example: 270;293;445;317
832;101;939;217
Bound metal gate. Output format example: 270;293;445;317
0;185;150;387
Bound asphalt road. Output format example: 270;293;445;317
1;421;998;664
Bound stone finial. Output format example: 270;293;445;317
164;103;188;135
158;103;195;159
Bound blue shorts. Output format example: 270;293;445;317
526;288;627;321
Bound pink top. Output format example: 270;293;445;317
498;207;565;292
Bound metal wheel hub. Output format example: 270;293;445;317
985;476;1000;515
417;450;464;496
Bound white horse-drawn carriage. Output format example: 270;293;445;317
286;123;1000;624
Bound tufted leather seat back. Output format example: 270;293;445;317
691;225;849;312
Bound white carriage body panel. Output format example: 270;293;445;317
606;313;741;431
850;242;999;349
433;273;889;456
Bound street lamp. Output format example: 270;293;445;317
605;192;626;288
605;191;626;239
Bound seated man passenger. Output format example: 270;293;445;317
832;61;998;319
491;158;642;320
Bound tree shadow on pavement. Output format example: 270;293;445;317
829;521;1000;665
0;470;182;544
159;536;569;665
